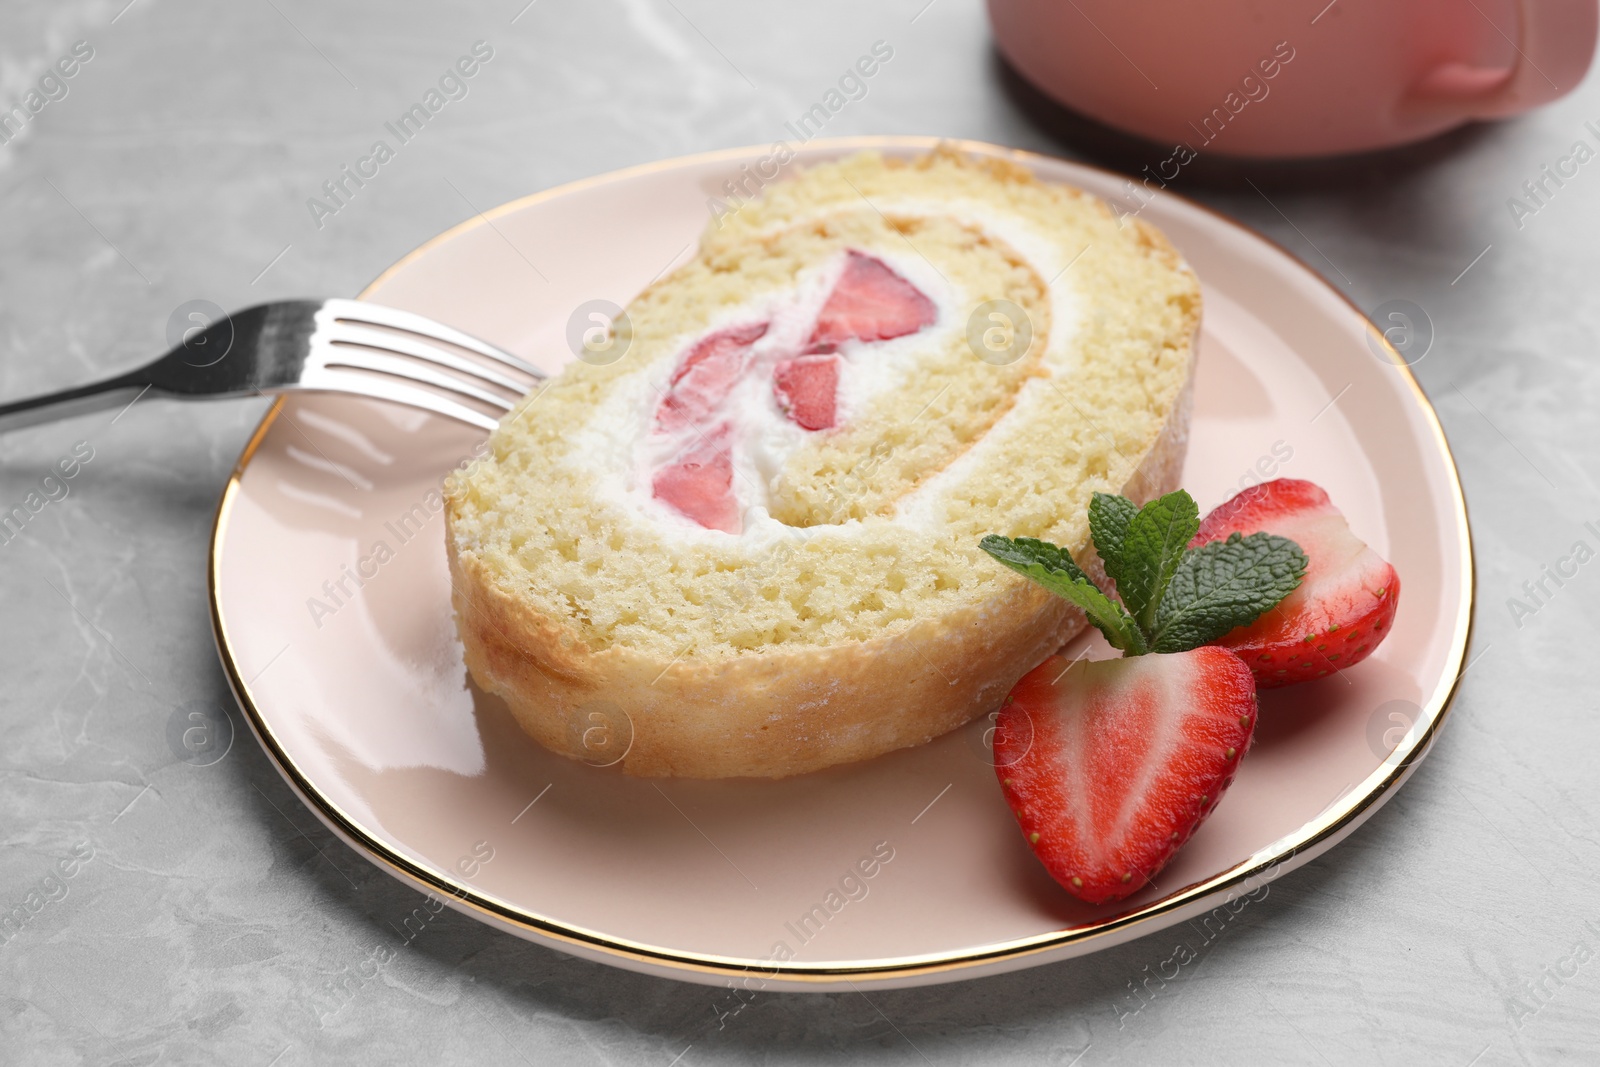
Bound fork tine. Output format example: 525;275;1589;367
327;322;532;394
316;346;517;412
296;369;501;432
322;299;545;379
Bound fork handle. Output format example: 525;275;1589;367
0;370;152;435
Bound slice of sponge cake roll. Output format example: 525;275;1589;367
445;145;1199;778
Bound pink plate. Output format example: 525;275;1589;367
209;137;1473;991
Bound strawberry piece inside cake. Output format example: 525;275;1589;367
809;250;937;346
772;355;840;431
654;322;769;434
650;432;740;534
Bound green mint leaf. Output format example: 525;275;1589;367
979;535;1148;654
1088;492;1139;589
1116;490;1201;634
1149;532;1308;654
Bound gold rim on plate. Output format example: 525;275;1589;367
207;136;1476;986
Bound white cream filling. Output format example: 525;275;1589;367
562;200;1084;549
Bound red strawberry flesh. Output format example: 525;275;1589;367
654;321;768;434
995;647;1257;904
808;250;936;346
773;354;839;430
1191;479;1399;688
651;431;740;533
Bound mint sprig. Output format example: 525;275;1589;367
978;534;1149;655
979;489;1307;657
1087;493;1137;588
1149;531;1308;652
1113;490;1199;632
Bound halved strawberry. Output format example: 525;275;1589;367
651;432;740;533
808;251;936;346
1190;479;1399;688
773;354;839;430
655;321;768;433
995;648;1257;905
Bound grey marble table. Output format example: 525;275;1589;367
2;0;1597;1063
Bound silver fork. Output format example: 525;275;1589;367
0;299;542;434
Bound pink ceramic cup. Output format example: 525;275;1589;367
988;0;1597;159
